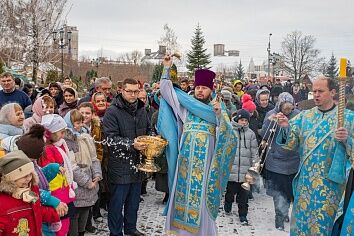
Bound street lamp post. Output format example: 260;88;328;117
53;26;72;81
267;33;272;82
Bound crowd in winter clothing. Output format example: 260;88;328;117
1;69;352;235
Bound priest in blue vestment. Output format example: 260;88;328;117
157;55;238;236
276;77;354;236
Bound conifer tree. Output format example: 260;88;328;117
186;24;211;75
235;60;245;81
325;53;338;79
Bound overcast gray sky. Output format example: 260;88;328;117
67;0;354;65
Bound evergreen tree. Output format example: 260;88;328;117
152;64;163;83
151;63;178;83
45;70;59;86
86;69;97;80
235;60;245;81
186;24;211;75
325;53;338;79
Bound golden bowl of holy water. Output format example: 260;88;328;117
136;136;168;173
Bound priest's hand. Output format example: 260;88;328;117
334;127;348;142
212;100;221;116
276;112;289;128
163;54;173;67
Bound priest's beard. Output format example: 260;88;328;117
195;95;212;104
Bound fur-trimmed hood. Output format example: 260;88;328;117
0;172;38;195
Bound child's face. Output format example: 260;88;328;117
238;118;249;127
51;129;66;142
73;120;83;131
43;102;55;115
15;173;32;188
79;107;93;125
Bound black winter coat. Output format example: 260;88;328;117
256;103;275;126
103;94;151;184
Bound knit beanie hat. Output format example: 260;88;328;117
242;94;256;113
41;114;67;133
16;124;46;160
221;90;232;101
0;150;34;181
233;109;250;122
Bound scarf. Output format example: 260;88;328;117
0;124;24;139
92;102;107;118
53;139;76;198
120;95;138;114
64;100;78;109
75;133;96;167
33;161;49;190
12;187;38;203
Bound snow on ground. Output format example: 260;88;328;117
88;180;290;236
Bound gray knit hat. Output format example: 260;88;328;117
0;150;34;181
221;90;232;100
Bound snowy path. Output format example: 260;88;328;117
88;180;290;236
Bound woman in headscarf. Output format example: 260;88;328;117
91;92;109;121
260;92;300;230
0;103;25;156
59;87;79;117
49;82;64;108
24;95;55;131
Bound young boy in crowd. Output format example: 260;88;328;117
225;109;259;225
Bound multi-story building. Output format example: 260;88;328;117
64;25;79;61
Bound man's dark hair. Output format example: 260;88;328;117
22;84;33;95
180;78;188;84
123;78;138;87
14;78;22;86
0;72;13;79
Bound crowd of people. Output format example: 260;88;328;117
0;53;353;236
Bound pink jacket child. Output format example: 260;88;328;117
39;114;77;236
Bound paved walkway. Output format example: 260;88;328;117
88;181;290;236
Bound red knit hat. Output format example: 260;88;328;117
242;94;256;113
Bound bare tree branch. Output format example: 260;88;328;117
0;0;68;83
281;31;324;81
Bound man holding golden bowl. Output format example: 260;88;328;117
103;78;150;236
